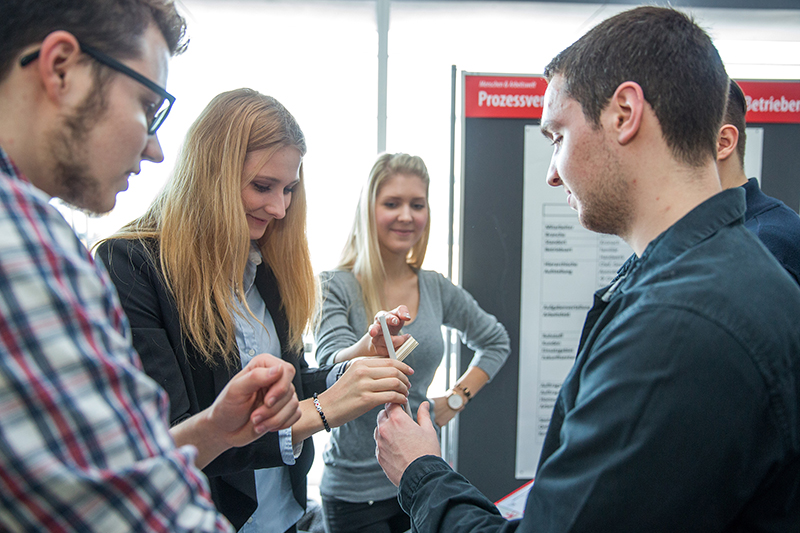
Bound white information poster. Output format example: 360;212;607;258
515;125;632;477
745;127;764;185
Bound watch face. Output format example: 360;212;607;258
447;392;463;410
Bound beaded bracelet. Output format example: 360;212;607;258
313;392;331;432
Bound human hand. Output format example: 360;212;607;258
375;401;441;486
367;306;412;357
319;358;414;427
431;395;457;427
207;353;301;448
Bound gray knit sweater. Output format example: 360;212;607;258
314;269;510;503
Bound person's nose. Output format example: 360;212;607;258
265;194;287;220
398;204;413;222
142;133;165;164
546;152;562;187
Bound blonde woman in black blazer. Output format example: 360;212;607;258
97;89;412;532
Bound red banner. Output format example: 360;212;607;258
464;74;547;119
738;80;800;124
464;75;800;125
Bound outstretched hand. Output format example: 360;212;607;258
367;305;413;357
375;401;441;486
333;306;413;363
319;357;414;428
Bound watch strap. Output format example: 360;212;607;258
457;385;472;401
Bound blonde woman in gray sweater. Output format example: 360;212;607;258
315;153;510;533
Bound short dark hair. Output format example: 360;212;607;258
544;6;728;168
723;79;747;167
0;0;188;82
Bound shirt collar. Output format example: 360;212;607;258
0;144;27;184
742;177;781;220
243;241;263;294
632;187;746;276
600;254;638;302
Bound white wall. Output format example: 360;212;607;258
63;1;800;281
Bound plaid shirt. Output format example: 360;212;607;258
0;146;233;532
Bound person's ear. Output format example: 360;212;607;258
35;31;84;103
717;124;739;162
608;81;644;145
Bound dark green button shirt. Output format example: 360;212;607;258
399;188;800;532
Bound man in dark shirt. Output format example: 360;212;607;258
374;6;800;532
717;78;800;283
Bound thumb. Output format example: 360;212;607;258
417;401;434;429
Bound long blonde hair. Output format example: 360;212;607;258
338;153;430;322
103;89;315;366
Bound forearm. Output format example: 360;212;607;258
453;366;490;400
291;397;328;445
170;410;231;470
290;387;366;445
331;332;373;363
434;366;491;426
293;358;413;444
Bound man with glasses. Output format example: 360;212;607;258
20;43;176;136
0;1;302;531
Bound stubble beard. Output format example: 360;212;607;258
577;143;633;238
47;75;112;216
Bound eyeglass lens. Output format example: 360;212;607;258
149;99;171;134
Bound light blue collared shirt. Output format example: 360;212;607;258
235;245;303;533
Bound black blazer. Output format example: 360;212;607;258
98;238;329;530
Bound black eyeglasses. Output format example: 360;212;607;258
20;42;175;135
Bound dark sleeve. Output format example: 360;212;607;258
399;456;521;533
299;354;333;398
